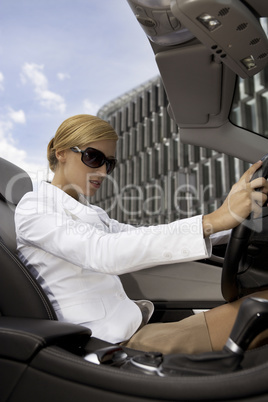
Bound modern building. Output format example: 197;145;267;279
94;70;268;226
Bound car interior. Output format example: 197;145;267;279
2;0;268;401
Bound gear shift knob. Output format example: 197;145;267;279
225;297;268;354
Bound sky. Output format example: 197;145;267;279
0;0;159;182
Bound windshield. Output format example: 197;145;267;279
230;18;268;137
230;67;268;137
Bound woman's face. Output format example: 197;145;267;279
55;139;117;198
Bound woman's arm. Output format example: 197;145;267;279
15;194;210;276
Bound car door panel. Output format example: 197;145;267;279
120;261;225;322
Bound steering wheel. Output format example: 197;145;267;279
221;155;268;302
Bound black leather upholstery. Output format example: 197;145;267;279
0;157;33;253
0;238;57;319
0;158;56;319
0;317;91;360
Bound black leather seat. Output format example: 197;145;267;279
0;157;56;319
0;157;32;252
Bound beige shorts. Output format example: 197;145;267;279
123;312;213;355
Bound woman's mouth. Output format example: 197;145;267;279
89;180;102;189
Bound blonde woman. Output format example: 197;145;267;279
15;114;268;354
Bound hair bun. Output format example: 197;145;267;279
49;138;54;149
47;138;57;172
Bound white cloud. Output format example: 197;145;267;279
57;72;70;81
21;63;66;113
0;117;28;165
0;125;27;162
83;99;100;116
39;89;66;113
0;117;48;186
8;108;26;124
0;72;4;91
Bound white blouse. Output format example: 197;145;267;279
15;181;221;343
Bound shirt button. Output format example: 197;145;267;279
163;251;172;260
116;293;125;300
182;248;190;257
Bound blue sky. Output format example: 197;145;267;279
0;0;159;180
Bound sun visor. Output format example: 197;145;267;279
156;43;233;126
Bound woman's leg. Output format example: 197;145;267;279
124;290;268;354
123;310;213;354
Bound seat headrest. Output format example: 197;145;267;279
0;158;33;205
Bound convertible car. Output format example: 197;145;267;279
2;0;268;401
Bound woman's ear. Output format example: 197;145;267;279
55;149;67;163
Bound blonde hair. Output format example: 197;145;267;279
47;114;118;172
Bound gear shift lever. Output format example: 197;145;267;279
224;297;268;355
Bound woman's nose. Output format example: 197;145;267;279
97;163;107;175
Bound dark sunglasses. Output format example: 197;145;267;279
70;146;117;175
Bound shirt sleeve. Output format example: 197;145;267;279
15;193;212;275
210;229;231;246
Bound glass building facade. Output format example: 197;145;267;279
94;70;268;226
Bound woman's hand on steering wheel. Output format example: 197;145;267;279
203;160;268;237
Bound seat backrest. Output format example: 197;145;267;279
0;238;57;319
0;157;33;253
0;158;57;320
